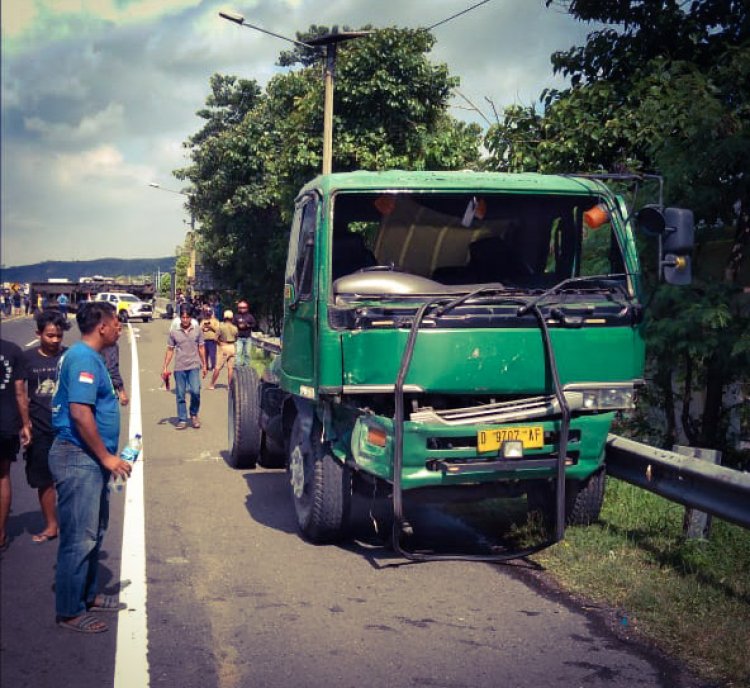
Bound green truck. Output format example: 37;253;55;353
228;170;693;559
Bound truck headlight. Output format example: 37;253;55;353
579;385;635;411
583;386;635;411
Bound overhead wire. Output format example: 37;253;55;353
426;0;494;31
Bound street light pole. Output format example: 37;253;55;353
149;181;195;229
219;11;369;175
323;43;335;175
149;181;198;298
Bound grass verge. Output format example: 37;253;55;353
532;478;750;687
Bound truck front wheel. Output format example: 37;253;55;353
227;366;262;469
566;466;606;526
526;467;606;526
288;415;350;543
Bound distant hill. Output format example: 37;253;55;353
0;257;176;284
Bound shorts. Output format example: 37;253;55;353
0;434;20;461
216;342;236;370
24;433;55;488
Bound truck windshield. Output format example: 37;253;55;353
331;192;627;295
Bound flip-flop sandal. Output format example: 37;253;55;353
87;594;127;612
32;533;58;544
58;614;109;634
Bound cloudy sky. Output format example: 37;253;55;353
1;0;593;268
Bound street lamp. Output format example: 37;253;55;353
148;182;194;231
149;181;197;300
219;11;369;174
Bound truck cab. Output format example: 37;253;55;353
229;171;692;559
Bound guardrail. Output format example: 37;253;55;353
249;333;282;356
605;434;750;530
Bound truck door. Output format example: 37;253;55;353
280;194;319;397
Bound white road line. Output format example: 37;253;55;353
24;339;38;348
114;323;150;688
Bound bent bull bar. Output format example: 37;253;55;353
391;301;569;562
605;434;750;530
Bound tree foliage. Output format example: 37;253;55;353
485;1;750;459
159;272;171;298
174;254;190;294
176;27;481;327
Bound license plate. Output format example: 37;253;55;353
477;426;544;453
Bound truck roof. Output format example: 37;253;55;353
298;170;607;197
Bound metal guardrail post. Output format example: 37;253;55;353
605;434;750;531
673;445;721;539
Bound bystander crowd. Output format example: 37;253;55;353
12;291;22;316
200;305;219;373
0;338;31;552
233;300;256;367
18;310;71;544
210;310;238;389
163;304;207;429
102;319;129;406
49;301;132;633
56;293;69;318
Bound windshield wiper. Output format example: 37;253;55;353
516;274;629;317
434;283;525;317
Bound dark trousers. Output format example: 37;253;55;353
204;340;217;370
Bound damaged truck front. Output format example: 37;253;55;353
228;170;693;560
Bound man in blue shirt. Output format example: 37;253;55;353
49;301;132;634
56;293;69;318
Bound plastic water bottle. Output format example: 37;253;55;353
112;434;142;492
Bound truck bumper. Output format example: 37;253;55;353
348;412;613;490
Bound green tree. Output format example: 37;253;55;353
175;254;190;295
176;26;481;328
159;273;172;298
485;1;750;460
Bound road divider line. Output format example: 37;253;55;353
114;323;150;688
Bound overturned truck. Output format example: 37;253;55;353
228;171;693;560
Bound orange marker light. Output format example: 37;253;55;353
366;426;387;447
583;203;609;229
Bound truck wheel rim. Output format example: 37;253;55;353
290;445;305;498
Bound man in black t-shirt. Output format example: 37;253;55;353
0;338;30;552
232;299;256;367
18;310;70;543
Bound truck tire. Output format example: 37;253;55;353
288;415;350;543
259;434;286;469
143;317;151;323
118;311;129;323
566;467;606;526
227;366;262;469
526;467;606;526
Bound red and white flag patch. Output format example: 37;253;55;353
78;372;95;384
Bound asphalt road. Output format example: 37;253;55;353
0;315;704;688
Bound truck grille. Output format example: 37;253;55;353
410;393;583;426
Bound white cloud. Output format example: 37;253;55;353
1;0;594;266
24;102;125;144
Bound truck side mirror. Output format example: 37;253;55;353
636;205;665;236
663;207;694;253
636;205;694;285
662;207;694;285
